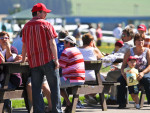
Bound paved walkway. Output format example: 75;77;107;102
12;102;150;113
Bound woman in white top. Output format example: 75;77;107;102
78;33;103;105
79;33;103;81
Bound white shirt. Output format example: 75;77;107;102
113;27;122;39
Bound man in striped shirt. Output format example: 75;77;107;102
59;36;85;113
21;3;62;113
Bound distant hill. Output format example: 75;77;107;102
0;0;150;17
0;0;72;15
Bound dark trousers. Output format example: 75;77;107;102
117;72;150;105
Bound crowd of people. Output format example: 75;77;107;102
1;2;150;113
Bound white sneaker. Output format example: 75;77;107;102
135;104;140;109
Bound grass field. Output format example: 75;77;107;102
99;42;114;72
71;0;150;16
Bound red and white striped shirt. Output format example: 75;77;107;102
59;47;85;83
22;17;57;68
144;35;150;48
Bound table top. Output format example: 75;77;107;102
0;62;29;66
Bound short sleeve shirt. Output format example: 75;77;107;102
124;67;139;86
22;17;57;68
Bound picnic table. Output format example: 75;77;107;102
0;62;30;113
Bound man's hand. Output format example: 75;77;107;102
54;59;59;69
14;55;22;62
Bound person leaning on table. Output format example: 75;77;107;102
105;28;135;104
21;3;62;113
117;33;150;109
0;31;22;112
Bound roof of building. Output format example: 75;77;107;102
3;9;62;20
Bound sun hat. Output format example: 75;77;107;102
31;3;51;13
60;35;76;45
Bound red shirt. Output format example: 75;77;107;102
144;36;150;48
59;47;85;83
22;17;57;68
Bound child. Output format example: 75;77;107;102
124;56;140;109
105;40;124;105
112;40;124;53
111;40;124;71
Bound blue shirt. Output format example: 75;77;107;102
12;36;22;55
57;42;64;59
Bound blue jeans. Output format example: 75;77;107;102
117;72;150;105
60;77;84;88
31;60;62;113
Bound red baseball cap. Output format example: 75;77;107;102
115;40;124;48
127;56;137;62
137;24;147;31
31;3;51;13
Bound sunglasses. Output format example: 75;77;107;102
0;37;9;40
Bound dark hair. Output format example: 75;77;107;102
65;41;75;47
32;11;42;17
58;30;68;42
82;33;94;45
134;33;145;45
122;28;134;39
0;31;9;38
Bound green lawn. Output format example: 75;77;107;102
11;93;147;108
99;42;114;72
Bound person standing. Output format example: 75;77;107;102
113;23;123;40
96;23;103;48
72;23;83;47
21;3;62;113
88;23;97;41
124;56;140;109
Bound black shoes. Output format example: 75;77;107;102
64;104;72;113
118;104;126;109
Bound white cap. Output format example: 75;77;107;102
62;35;76;44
